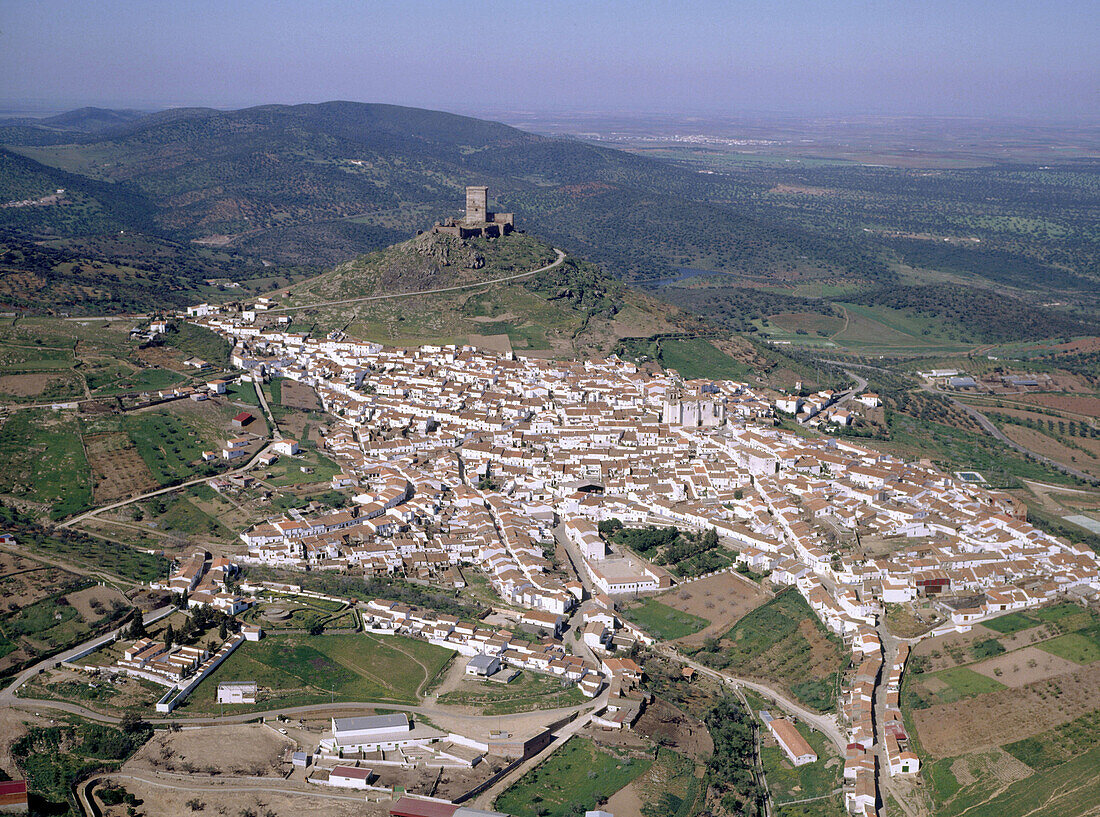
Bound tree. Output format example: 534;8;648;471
164;623;175;649
120;712;148;734
219;620;228;640
127;610;147;640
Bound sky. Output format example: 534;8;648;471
1;0;1097;120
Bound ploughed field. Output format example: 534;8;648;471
904;602;1100;817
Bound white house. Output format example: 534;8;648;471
327;765;373;789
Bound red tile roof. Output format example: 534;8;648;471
0;779;28;806
389;796;458;817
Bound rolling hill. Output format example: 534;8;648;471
0;101;889;283
272;229;706;358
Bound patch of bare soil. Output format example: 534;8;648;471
0;372;68;397
658;572;769;647
911;623;1048;672
63;585;129;620
467;333;513;354
1016;392;1100;416
769;184;835;196
96;776;387;817
128;724;294;777
0;563;80;610
970;646;1082;688
280;378;323;411
1003;425;1100;478
133;345;186;371
84;432;159;502
635;697;713;761
949;747;1032;787
913;662;1100;759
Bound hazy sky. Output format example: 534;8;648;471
1;0;1097;119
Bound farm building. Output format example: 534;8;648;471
767;718;818;766
273;439;300;455
388;797;509;817
232;411;254;428
465;654;501;677
328;765;374;789
0;780;28;813
217;681;257;704
325;713;445;753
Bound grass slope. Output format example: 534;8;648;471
495;736;651;817
184;632;451;711
697;589;844;713
624;597;709;641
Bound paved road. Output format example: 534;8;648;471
0;605;175;707
655;645;846;753
926;385;1096;483
251;377;282;440
875;624;919;817
266;248;567;313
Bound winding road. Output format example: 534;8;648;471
266;248;567;313
926;385;1096;483
654;644;847;753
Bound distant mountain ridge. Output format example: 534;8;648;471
0;101;888;283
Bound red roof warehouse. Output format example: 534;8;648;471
0;779;28;812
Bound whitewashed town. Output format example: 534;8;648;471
123;298;1100;817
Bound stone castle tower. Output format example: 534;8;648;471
433;186;515;238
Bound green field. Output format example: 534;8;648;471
0;342;75;372
982;604;1090;635
0;409;92;519
909;667;1006;708
4;520;168;584
923;708;1100;817
658;338;751;381
241;596;348;632
624;597;709;640
262;448;342;487
87;365;184;396
161;322;231;367
1005;709;1100;771
495;737;652;817
982;612;1040;635
436;670;585;715
936;746;1100;817
122;411;217;484
1037;630;1100;665
635;749;704;817
183;632;452;711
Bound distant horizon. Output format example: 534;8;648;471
2;1;1097;123
2;99;1099;130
